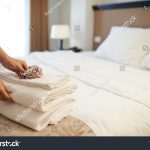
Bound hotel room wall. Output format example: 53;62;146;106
48;0;59;50
70;0;87;50
48;0;97;51
70;0;100;51
48;0;70;50
59;0;71;49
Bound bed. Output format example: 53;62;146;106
0;48;150;136
1;1;150;136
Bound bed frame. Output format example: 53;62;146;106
93;0;150;50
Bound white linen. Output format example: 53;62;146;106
29;51;150;136
95;26;150;67
0;100;74;131
0;69;70;90
0;67;76;112
3;80;76;112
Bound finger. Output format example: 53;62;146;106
0;88;12;101
5;86;13;94
0;82;10;101
17;65;25;73
2;89;12;101
22;62;28;70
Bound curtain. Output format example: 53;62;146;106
30;0;49;52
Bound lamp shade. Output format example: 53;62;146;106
51;25;70;39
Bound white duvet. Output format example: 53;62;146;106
18;51;150;135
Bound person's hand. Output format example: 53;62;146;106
0;80;13;101
1;57;28;75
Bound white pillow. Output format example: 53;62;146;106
140;54;150;70
95;26;150;67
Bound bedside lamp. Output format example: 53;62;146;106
51;25;70;50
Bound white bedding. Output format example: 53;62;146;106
18;51;150;135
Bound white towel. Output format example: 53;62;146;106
0;100;74;131
0;69;77;131
0;69;70;90
3;80;76;112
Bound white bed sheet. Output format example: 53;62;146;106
22;51;150;136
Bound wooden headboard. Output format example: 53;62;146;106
93;0;150;50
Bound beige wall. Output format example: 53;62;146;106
58;0;70;49
70;0;100;50
70;0;86;49
48;0;70;50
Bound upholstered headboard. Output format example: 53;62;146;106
93;0;150;50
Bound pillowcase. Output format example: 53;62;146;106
95;26;150;67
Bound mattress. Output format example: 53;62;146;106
1;50;150;136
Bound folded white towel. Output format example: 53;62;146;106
0;69;77;131
3;80;76;112
0;69;70;90
0;100;74;131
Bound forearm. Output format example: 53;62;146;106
0;47;10;65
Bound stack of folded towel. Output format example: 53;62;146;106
0;68;76;131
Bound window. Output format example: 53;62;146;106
0;0;30;57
